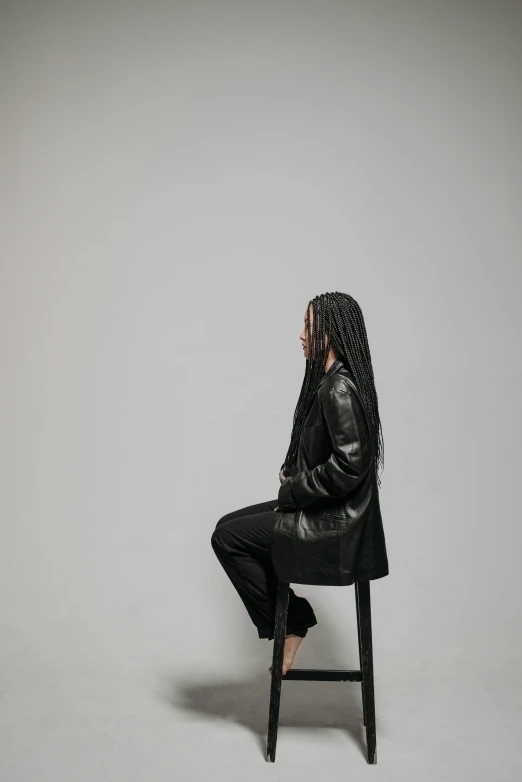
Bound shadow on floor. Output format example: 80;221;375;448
159;666;367;760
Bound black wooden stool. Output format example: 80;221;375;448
266;577;377;763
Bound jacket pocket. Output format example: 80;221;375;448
297;515;342;576
272;511;343;585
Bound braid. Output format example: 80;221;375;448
282;291;384;487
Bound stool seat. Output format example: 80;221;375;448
266;577;377;764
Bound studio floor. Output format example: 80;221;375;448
1;661;520;781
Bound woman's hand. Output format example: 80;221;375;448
279;468;286;484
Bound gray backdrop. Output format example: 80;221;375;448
1;1;521;780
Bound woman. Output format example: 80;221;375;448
211;292;389;675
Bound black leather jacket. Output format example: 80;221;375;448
271;360;389;586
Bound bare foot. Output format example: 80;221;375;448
268;634;305;675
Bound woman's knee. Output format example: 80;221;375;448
214;513;232;530
211;517;232;550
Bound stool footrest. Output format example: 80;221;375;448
280;668;363;682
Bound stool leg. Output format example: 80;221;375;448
266;577;290;762
355;581;367;727
357;580;377;764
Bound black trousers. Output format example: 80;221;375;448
211;498;318;640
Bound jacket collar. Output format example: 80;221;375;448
317;358;345;387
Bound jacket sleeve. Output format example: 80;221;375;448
277;387;371;510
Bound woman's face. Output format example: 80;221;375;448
300;304;314;359
301;303;333;361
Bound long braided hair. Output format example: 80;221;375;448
281;291;384;487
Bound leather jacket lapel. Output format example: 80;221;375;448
317;358;345;388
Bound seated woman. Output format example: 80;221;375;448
211;291;389;675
